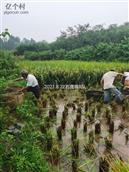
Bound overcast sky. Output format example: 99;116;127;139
1;1;128;42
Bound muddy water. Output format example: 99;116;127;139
44;90;129;172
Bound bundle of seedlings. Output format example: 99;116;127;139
125;133;129;145
84;130;96;156
84;101;89;112
61;118;66;131
118;122;125;131
50;144;60;166
89;130;94;144
96;103;102;114
106;111;112;125
72;103;76;111
87;113;94;123
88;98;94;107
49;108;57;119
44;116;51;129
71;127;77;142
73;99;79;104
84;143;96;156
99;156;109;172
124;129;129;145
109;120;114;134
64;106;68;113
40;121;47;134
76;113;81;127
73;120;78;128
122;104;126;112
41;95;48;108
66;102;74;108
110;101;118;112
95;120;101;135
122;110;129;119
105;137;113;151
91;108;96;119
83;121;88;133
52;92;58;99
106;154;129;172
46;131;53;151
57;126;62;141
105;106;112;118
71;139;79;158
72;160;78;172
62;107;68;120
49;98;56;107
77;107;82;114
59;91;65;98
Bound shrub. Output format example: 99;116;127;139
24;49;66;60
0;50;19;78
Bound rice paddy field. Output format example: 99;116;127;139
1;60;129;172
37;88;129;172
19;60;129;72
19;60;129;87
17;60;129;171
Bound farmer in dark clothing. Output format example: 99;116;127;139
19;70;40;99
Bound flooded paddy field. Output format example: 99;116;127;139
39;89;129;172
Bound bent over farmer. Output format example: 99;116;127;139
101;70;124;104
19;70;40;99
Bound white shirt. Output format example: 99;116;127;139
124;72;129;81
102;71;118;89
26;74;38;87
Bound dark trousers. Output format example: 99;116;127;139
27;85;40;99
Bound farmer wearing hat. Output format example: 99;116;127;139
17;70;40;99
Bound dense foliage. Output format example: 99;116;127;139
65;38;129;61
0;51;20;94
24;49;65;60
0;95;49;172
1;23;129;61
50;23;129;50
0;51;49;172
0;51;18;78
22;38;129;61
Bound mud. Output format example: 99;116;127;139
42;89;129;172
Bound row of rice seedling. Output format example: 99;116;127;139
18;60;129;87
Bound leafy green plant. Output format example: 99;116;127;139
0;130;49;172
16;95;38;120
0;51;19;78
